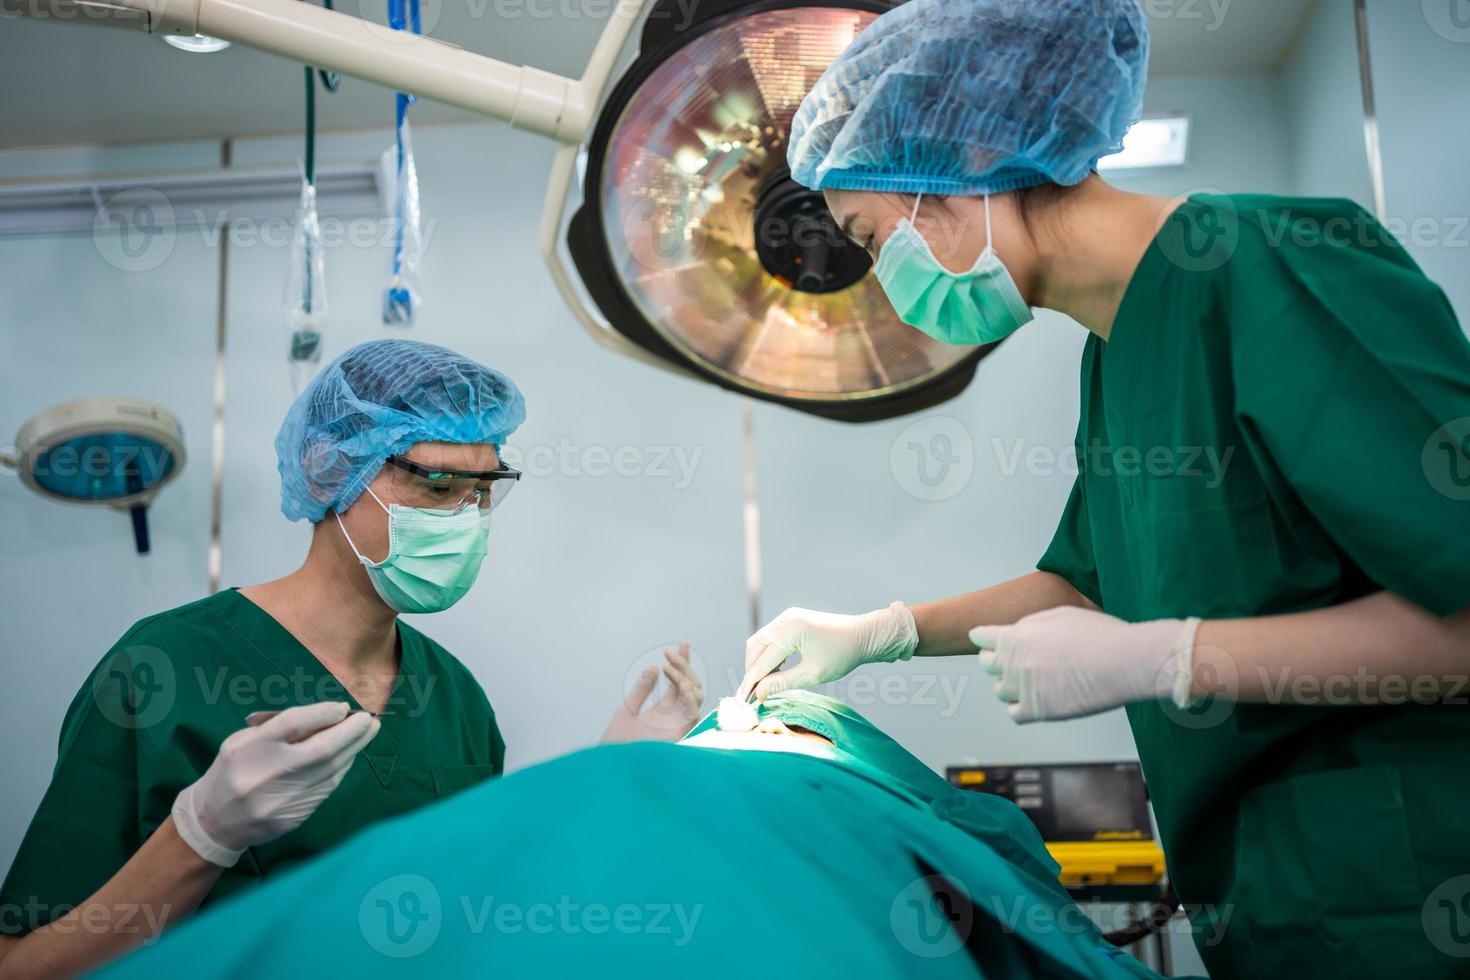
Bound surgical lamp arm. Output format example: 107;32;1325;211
24;0;589;141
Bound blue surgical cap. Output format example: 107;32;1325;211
788;0;1150;196
276;339;526;523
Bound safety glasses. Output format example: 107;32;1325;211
383;456;521;514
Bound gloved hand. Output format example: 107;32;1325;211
601;643;705;744
737;602;918;702
969;607;1202;723
172;702;380;867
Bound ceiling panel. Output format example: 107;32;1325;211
0;0;1318;148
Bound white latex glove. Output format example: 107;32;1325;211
172;702;380;867
969;607;1202;723
737;602;918;702
601;643;705;744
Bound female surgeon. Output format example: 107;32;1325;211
0;339;702;978
737;1;1470;976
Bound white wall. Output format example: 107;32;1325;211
1365;0;1470;324
1279;0;1470;328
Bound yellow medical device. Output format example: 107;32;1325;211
947;762;1166;888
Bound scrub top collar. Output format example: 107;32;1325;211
219;588;419;786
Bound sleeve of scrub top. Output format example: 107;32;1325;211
1037;473;1104;609
0;663;158;935
1234;216;1470;617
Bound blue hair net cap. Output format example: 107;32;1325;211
276;339;527;522
788;0;1149;196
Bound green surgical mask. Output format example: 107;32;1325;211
873;194;1034;346
335;487;490;614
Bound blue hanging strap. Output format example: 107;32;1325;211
384;0;420;324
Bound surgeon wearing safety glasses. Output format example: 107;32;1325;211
0;339;702;978
737;1;1470;977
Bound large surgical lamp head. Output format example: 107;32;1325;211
13;0;1001;422
1;398;187;554
565;0;993;421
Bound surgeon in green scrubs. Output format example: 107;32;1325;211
0;339;702;978
737;1;1470;977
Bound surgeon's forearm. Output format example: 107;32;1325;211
1194;592;1470;705
0;817;223;980
912;571;1095;658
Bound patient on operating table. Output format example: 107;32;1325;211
100;692;1163;980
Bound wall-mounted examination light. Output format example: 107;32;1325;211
1;398;187;554
1098;116;1190;173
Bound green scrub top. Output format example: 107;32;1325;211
1039;195;1470;978
0;589;503;936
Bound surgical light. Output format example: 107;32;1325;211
163;33;231;53
565;1;991;422
1098;116;1190;172
1;397;187;555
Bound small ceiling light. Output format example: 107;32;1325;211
1099;116;1190;172
163;33;232;53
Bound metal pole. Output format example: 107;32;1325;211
1354;0;1388;221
